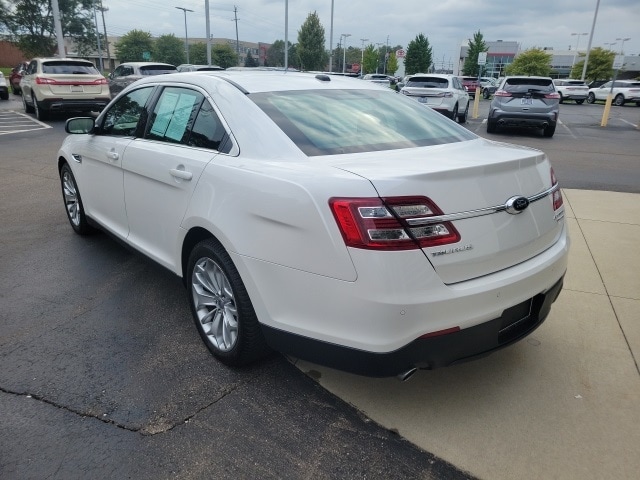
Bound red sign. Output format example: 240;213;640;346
396;49;406;58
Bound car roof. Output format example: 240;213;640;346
130;70;394;94
408;73;453;79
33;57;94;64
119;62;176;67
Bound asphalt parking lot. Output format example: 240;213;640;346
1;90;639;479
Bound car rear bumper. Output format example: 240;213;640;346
264;275;564;377
38;98;111;112
489;109;557;128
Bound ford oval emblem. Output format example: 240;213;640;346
505;196;530;215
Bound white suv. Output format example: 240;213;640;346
20;58;110;120
553;79;588;104
400;74;470;122
587;80;640;106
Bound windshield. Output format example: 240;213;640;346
406;77;449;88
42;61;99;74
250;89;475;156
139;65;178;75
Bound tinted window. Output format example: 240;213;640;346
139;65;177;75
101;87;153;136
42;61;99;74
188;101;229;152
504;78;554;93
251;89;475;156
406;77;449;88
147;87;202;144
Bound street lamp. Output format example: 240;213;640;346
175;6;193;64
341;33;351;74
360;38;369;76
570;32;588;69
615;37;631;55
375;42;384;73
603;42;617;51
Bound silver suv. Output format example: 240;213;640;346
107;62;177;97
400;74;470;123
487;76;560;137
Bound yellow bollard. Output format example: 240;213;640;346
601;94;612;127
472;87;481;119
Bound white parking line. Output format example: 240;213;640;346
618;118;639;128
0;110;51;135
558;119;577;138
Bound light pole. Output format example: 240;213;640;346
341;33;351;74
570;32;588;70
375;42;384;73
360;38;368;76
603;42;616;51
175;6;193;64
615;37;631;55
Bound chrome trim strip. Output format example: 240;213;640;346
406;184;559;226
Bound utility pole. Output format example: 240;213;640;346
284;0;288;70
329;0;334;72
175;6;194;64
51;0;65;57
205;0;211;66
360;38;368;75
98;1;110;71
234;5;240;64
384;35;389;74
93;5;103;71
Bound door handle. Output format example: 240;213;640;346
170;168;193;181
107;150;119;161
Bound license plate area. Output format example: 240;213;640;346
70;85;84;92
521;98;533;105
417;97;428;103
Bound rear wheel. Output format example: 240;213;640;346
483;89;490;99
486;119;497;133
457;102;469;123
558;93;564;104
543;124;556;138
187;239;270;366
33;95;48;120
575;99;585;105
586;92;595;104
613;94;625;106
450;103;458;121
0;90;8;100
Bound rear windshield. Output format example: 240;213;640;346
42;61;99;74
139;65;178;75
250;89;475;156
504;78;554;93
406;77;449;88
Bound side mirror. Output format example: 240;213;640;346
65;117;96;134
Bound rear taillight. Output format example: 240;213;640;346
551;168;563;211
329;196;460;250
544;92;561;99
35;76;56;84
494;90;511;97
35;76;107;85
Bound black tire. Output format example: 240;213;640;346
0;91;8;100
543;124;556;138
11;85;21;95
33;95;48;120
187;238;270;367
613;94;625;106
558;93;564;104
22;92;34;113
457;101;469;123
586;92;595;104
636;101;640;107
486;119;497;133
575;99;585;105
450;103;458;121
60;163;94;235
483;89;490;99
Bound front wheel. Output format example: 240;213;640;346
22;92;34;113
575;99;585;105
60;163;93;235
613;94;625;106
187;239;270;367
586;93;595;104
483;89;490;99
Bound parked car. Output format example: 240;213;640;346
107;62;177;97
400;73;470;122
553;79;588;104
177;64;224;72
362;74;392;86
459;76;480;98
586;80;640;106
481;78;501;99
487;76;560;137
9;62;29;95
20;58;111;120
0;71;8;100
57;71;568;378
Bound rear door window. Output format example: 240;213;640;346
139;65;178;75
42;61;99;74
406;77;449;88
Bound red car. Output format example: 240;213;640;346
459;76;480;98
9;62;29;95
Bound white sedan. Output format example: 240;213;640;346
58;71;569;379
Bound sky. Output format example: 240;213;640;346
102;0;640;65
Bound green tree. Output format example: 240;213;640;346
189;42;208;65
570;47;615;82
386;51;398;76
287;43;301;69
154;34;185;66
267;40;286;67
1;0;98;58
115;30;154;62
361;45;378;75
244;51;257;67
505;48;552;76
404;33;433;75
297;11;327;71
212;43;238;69
463;31;488;76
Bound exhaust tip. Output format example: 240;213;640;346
397;367;418;382
541;122;549;129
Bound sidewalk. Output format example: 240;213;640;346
294;189;640;480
